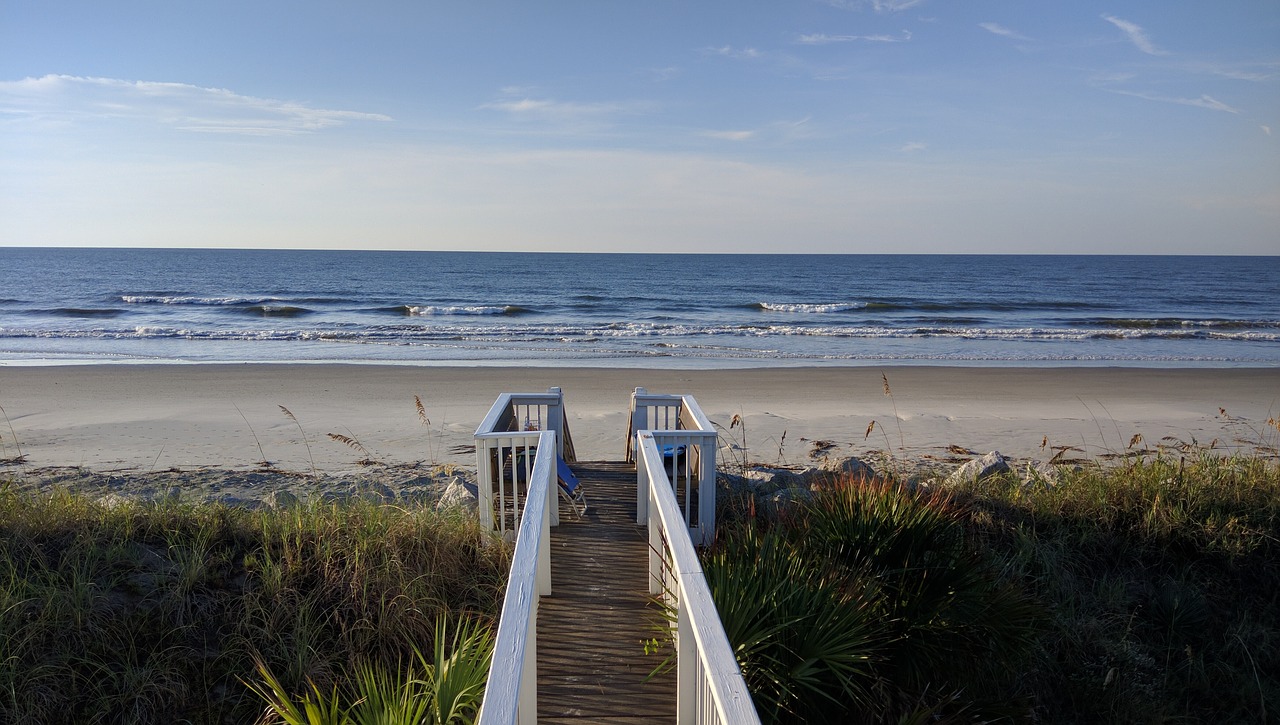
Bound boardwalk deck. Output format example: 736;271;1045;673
536;461;676;724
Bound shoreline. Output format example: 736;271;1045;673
1;364;1275;476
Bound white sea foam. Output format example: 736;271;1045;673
757;302;866;313
404;305;516;316
122;295;280;306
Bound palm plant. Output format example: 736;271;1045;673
705;476;1042;723
246;614;494;725
701;527;886;722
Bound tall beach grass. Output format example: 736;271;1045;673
0;485;508;724
706;444;1279;723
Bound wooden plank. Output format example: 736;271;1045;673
537;461;676;722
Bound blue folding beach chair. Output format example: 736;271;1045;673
556;455;587;519
510;450;587;519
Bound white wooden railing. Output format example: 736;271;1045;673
629;387;718;545
638;430;760;724
476;387;756;723
475;388;568;533
475;430;555;725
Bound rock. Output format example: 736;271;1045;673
97;493;133;509
267;490;301;509
436;478;478;514
762;486;813;522
1021;460;1061;489
946;451;1011;485
821;456;877;482
213;494;258;509
904;476;938;493
320;490;353;504
770;486;813;507
360;481;396;503
717;467;790;495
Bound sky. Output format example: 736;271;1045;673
1;1;1277;254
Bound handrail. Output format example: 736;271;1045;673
476;430;556;725
630;388;718;545
477;388;567;460
638;431;760;724
475;388;571;532
625;387;714;462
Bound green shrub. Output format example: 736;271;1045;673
705;478;1041;723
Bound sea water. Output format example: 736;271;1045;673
1;248;1277;367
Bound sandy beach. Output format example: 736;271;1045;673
1;365;1274;477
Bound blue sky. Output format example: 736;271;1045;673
2;1;1277;254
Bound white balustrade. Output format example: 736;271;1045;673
637;431;760;724
475;388;567;533
630;387;718;545
475;430;556;725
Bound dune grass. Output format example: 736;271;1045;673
0;485;508;724
954;452;1280;723
707;449;1279;723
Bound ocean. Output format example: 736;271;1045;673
1;248;1277;367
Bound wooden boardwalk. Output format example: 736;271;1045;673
536;461;676;724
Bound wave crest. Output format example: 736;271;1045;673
394;304;531;316
755;302;866;313
122;295;279;306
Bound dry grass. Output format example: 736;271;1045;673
0;486;510;724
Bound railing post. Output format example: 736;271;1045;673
676;595;696;722
636;428;649;525
698;433;717;547
547;386;564;459
627;387;648;464
476;441;494;533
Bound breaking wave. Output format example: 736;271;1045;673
755;302;867;313
390;305;533;316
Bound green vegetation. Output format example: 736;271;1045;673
706;479;1040;723
708;452;1280;723
248;615;493;725
0;487;508;724
957;453;1280;723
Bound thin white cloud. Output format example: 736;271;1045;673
818;0;923;11
704;130;756;141
1101;15;1167;56
480;92;649;123
701;117;811;144
1111;89;1241;114
872;0;923;11
1262;125;1272;136
900;141;927;152
798;30;911;44
647;67;682;82
705;45;763;60
1090;71;1137;84
979;23;1031;42
0;74;390;135
1190;61;1279;82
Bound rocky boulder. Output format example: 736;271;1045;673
945;451;1011;486
819;456;877;482
435;478;478;514
1020;460;1061;489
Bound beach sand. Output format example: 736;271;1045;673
2;365;1275;479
